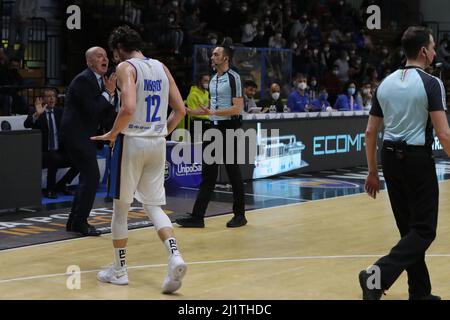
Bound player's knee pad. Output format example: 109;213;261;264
144;205;172;231
112;200;130;240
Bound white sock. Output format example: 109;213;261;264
113;248;127;269
164;238;180;256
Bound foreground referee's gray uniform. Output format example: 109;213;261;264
370;65;447;298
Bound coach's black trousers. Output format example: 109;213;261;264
192;120;245;218
66;143;100;226
375;142;438;298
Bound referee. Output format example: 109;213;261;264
360;26;450;300
176;46;247;228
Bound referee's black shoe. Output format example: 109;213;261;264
175;214;205;228
226;215;247;228
359;269;383;300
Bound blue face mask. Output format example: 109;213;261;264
320;93;328;100
348;88;356;96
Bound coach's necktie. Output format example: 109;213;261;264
47;110;56;151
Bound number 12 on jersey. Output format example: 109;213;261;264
145;95;161;123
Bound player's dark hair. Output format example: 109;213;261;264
108;25;143;53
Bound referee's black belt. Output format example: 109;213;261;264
382;140;431;152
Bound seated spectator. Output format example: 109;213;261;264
322;65;344;104
241;16;258;46
311;87;332;112
185;74;210;140
258;82;284;113
268;31;286;49
287;74;311;112
356;81;373;110
243;80;259;113
334;81;362;111
309;76;319;100
23;88;79;199
251;27;268;47
0;57;28;115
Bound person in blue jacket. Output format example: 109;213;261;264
334;80;362;111
287;74;311;112
311;87;331;111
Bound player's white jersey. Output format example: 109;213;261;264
121;57;169;137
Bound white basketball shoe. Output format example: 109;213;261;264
97;265;129;285
161;254;187;294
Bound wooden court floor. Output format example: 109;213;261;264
1;181;450;300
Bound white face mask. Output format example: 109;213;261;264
211;38;217;45
202;83;209;90
362;88;370;95
348;87;356;95
298;82;307;90
311;80;317;87
271;92;280;101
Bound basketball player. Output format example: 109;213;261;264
91;25;187;294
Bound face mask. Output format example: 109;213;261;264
291;43;298;50
224;8;230;12
320;93;328;100
169;18;175;23
252;21;258;27
271;92;280;100
172;1;178;6
382;49;388;55
312;24;318;28
211;38;217;45
333;70;339;75
362;88;370;95
259;31;265;36
311;80;317;87
298;82;307;90
324;47;330;52
348;88;356;96
314;49;319;55
202;83;209;90
241;6;247;12
346;56;350;61
266;11;271;15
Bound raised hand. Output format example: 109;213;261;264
35;97;46;115
103;73;118;94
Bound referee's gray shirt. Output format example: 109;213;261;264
209;68;242;121
370;66;447;146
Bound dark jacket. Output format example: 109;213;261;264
24;107;64;152
60;68;116;151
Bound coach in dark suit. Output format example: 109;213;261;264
60;47;117;237
24;88;79;199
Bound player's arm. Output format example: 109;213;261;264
163;64;186;135
364;115;383;199
430;111;450;156
90;62;136;144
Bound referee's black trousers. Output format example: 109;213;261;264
375;144;438;298
192;121;245;218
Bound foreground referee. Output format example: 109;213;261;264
361;26;450;300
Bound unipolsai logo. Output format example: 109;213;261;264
176;163;202;176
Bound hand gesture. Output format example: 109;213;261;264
365;172;380;199
35;97;46;115
103;73;118;94
90;131;117;148
199;106;214;115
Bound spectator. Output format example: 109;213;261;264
268;31;286;49
309;75;319;100
311;87;332;112
185;74;210;140
334;50;350;82
7;0;39;59
251;26;269;47
334;80;362;111
23;88;79;199
0;57;28;115
322;65;343;104
356;81;373;111
159;12;184;54
306;18;322;44
243;80;259;113
241;16;259;46
287;74;310;112
258;82;284;113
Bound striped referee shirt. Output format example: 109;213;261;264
370;66;447;147
209;68;242;121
